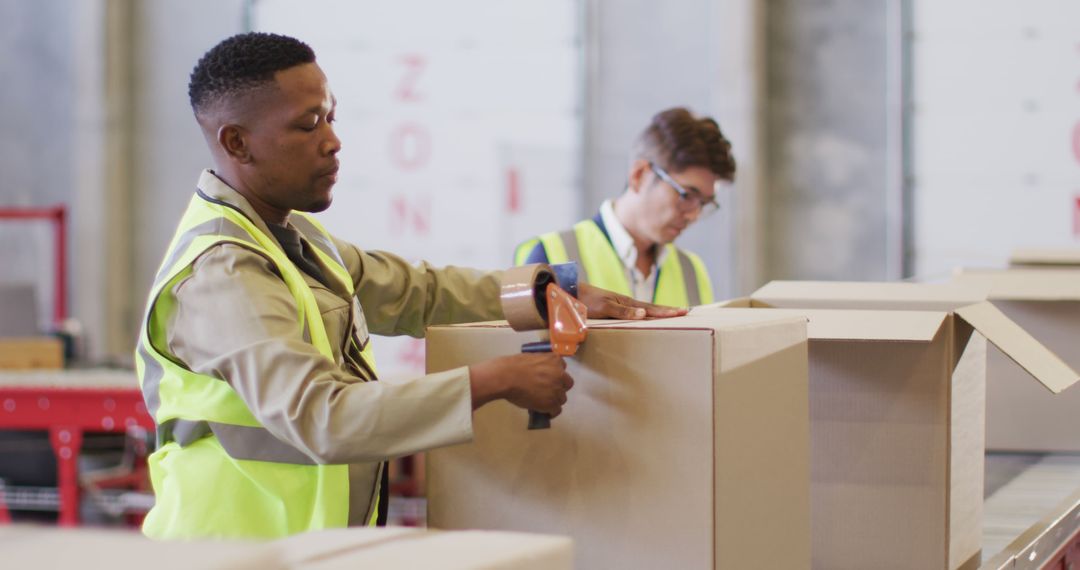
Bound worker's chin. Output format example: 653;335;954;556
303;195;333;213
661;227;683;242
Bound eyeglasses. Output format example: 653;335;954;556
649;162;720;217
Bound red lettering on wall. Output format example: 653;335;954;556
396;338;426;373
396;55;427;102
391;195;431;235
506;167;521;214
1072;121;1080;165
1074;195;1080;238
388;124;431;171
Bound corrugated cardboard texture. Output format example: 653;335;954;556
426;315;809;570
808;332;951;569
984;300;1080;451
949;326;986;570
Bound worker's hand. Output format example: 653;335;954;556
468;353;574;416
577;282;688;319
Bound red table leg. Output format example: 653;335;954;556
49;425;83;526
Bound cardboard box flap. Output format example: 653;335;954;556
779;308;945;341
953;269;1080;301
954;301;1080;394
698;304;946;341
1011;247;1080;266
753;280;984;311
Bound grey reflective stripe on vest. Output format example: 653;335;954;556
157;418;319;465
676;250;701;306
289;215;347;269
558;230;590;284
153;218;258;285
140;215;318;424
138;348;165;418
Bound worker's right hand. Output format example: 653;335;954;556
468;353;574;416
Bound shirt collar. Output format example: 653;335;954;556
599;198;668;273
196;169;281;240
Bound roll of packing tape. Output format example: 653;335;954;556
501;263;556;331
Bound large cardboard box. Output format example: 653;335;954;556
0;525;573;569
726;280;1080;570
282;528;573;569
952;267;1080;452
425;310;811;570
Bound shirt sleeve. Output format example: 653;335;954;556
165;244;474;464
331;236;505;337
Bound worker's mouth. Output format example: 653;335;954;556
318;165;340;182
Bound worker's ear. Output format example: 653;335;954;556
627;159;651;193
217;124;253;164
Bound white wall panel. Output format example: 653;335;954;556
254;0;583;379
912;0;1080;279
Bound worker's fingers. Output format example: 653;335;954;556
607;300;647;319
561;372;574;391
616;295;688;318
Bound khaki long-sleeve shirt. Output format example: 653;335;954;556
162;170;503;524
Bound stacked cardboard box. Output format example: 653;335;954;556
426;310;811;570
953;263;1080;452
0;337;62;369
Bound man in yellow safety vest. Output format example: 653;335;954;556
136;32;683;540
516;108;736;307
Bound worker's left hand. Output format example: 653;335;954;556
577;283;688;320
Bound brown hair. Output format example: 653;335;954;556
632;107;736;182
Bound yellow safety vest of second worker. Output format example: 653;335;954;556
135;191;378;539
515;219;714;307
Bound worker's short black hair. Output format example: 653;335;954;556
188;32;315;115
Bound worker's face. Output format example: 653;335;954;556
638;164;719;244
243;63;341;214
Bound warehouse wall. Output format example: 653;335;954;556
129;0;248;353
0;0;78;332
585;0;764;297
1;1;906;361
764;0;902;281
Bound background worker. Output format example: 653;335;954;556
136;32;683;540
516;107;736;307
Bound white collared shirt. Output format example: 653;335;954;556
599;199;668;302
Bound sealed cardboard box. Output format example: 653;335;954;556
426;310;811;570
1009;247;1080;268
953;267;1080;452
726;280;1079;570
0;336;63;369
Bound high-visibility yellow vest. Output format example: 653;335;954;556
515;219;714;307
135;191;378;539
